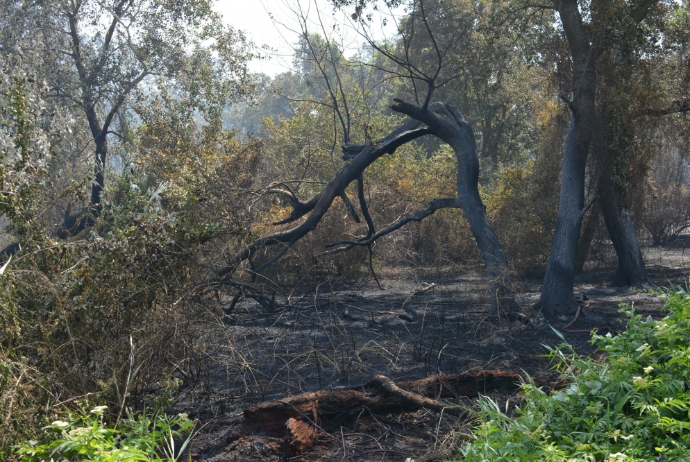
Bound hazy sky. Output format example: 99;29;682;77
214;0;404;76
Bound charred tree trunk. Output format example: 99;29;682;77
539;110;594;317
539;0;658;318
54;103;105;237
539;1;598;318
85;105;107;207
594;53;653;289
599;180;652;287
391;101;514;314
90;138;107;206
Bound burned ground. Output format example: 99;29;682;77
172;245;689;461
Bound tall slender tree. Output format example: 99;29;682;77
537;0;659;317
4;0;253;217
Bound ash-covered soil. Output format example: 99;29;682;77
170;246;689;462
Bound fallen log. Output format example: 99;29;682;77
244;370;537;430
233;370;554;458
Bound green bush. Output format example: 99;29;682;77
15;406;195;462
460;289;690;461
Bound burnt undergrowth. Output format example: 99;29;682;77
162;251;686;461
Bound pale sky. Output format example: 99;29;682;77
214;0;405;76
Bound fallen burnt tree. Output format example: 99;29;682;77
212;370;554;459
216;99;517;315
244;370;533;426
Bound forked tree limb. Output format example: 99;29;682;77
272;191;323;226
215;118;435;278
326;197;460;248
369;375;463;416
341;116;427;160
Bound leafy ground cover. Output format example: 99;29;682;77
14;406;195;462
461;288;690;461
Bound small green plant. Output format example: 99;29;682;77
460;288;690;461
16;405;195;462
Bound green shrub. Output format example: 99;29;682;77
15;406;195;462
460;289;690;461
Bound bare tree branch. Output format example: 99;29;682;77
215;117;435;277
634;98;690;119
340;192;361;223
326;197;460;248
356;174;375;237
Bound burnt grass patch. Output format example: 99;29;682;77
171;249;688;461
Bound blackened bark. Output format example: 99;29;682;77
539;0;599;317
67;4;147;210
599;181;652;287
539;110;593;317
391;101;510;283
69;9;108;209
539;0;659;317
575;201;600;274
89;117;107;207
216;120;433;277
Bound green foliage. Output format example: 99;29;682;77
15;405;195;462
460;290;690;461
0;53;63;237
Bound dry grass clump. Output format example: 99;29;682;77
0;125;264;455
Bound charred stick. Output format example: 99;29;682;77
356;174;382;288
357;175;376;238
370;375;463;416
226;289;243;314
340;192;361;223
326;197;460;248
254;238;297;273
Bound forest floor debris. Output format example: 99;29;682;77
173;246;688;461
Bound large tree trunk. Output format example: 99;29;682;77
539;0;599;318
539;112;594;317
84;105;107;207
599;180;652;287
539;0;659;318
440;108;513;313
344;101;517;314
593;54;653;290
68;9;111;210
